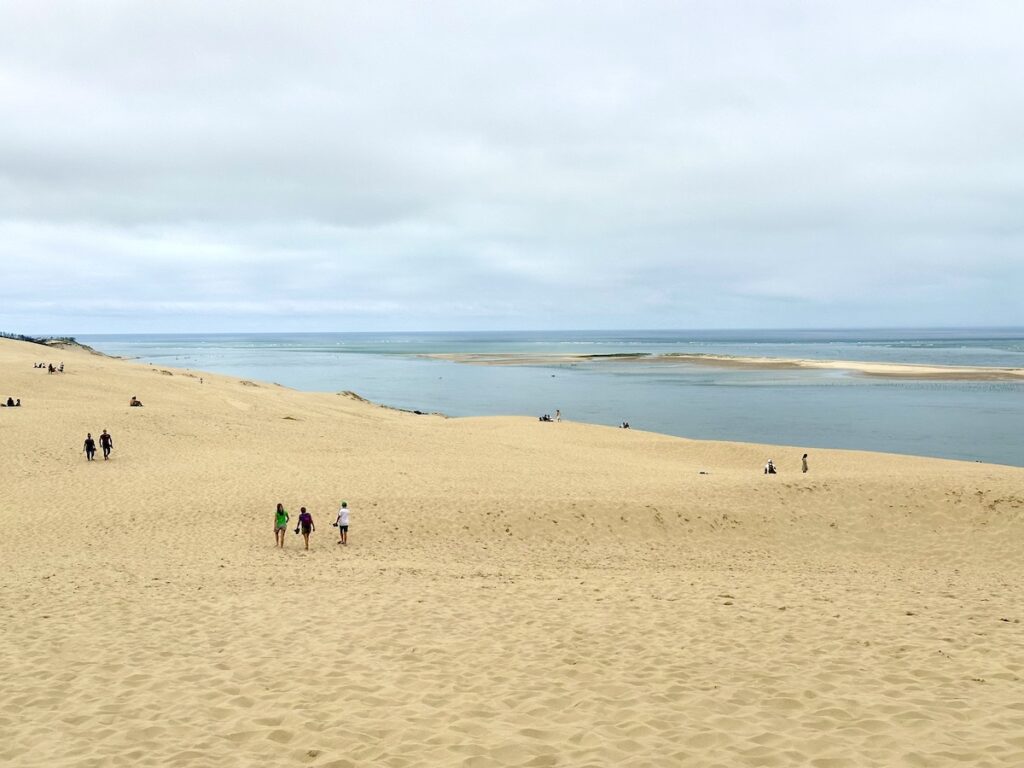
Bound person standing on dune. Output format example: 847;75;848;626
802;453;809;473
274;503;289;548
99;429;113;460
335;501;349;546
297;507;315;550
83;433;96;461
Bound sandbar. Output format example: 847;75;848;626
423;351;1024;380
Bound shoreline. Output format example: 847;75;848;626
422;351;1024;381
7;336;1016;466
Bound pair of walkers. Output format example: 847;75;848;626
273;501;350;550
83;430;114;461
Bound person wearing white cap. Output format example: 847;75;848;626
335;501;350;545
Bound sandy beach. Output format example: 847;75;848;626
3;335;1023;768
423;352;1024;381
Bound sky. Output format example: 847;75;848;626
1;1;1022;334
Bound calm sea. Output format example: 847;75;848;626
80;330;1024;467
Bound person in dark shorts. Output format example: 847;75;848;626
274;503;289;548
99;429;113;460
296;507;315;550
83;433;96;461
334;501;350;545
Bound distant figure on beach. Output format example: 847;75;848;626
335;501;349;545
6;397;13;407
14;399;20;407
274;503;289;548
802;453;809;473
555;409;561;422
296;507;315;550
83;433;96;461
99;429;113;460
539;414;552;422
620;421;630;429
48;364;55;374
130;396;143;407
59;362;64;373
764;459;777;475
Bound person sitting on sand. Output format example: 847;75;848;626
14;399;20;407
48;364;55;374
764;459;777;475
296;507;315;550
6;397;13;407
334;501;350;545
129;396;143;407
620;421;630;429
274;503;289;548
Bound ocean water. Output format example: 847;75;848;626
80;330;1024;467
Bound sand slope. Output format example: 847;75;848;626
2;337;1023;767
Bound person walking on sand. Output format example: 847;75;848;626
83;433;96;461
296;507;315;550
273;503;289;548
99;429;113;460
802;453;809;473
555;409;561;422
335;501;350;545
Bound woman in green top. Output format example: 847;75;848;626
274;503;289;548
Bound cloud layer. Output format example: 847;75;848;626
2;1;1022;332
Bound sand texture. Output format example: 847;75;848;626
2;337;1023;767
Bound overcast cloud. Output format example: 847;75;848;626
1;0;1022;333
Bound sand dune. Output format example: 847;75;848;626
2;336;1023;767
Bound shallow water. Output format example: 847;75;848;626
81;329;1024;467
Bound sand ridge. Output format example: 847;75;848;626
2;336;1023;767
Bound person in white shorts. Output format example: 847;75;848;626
335;501;350;545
